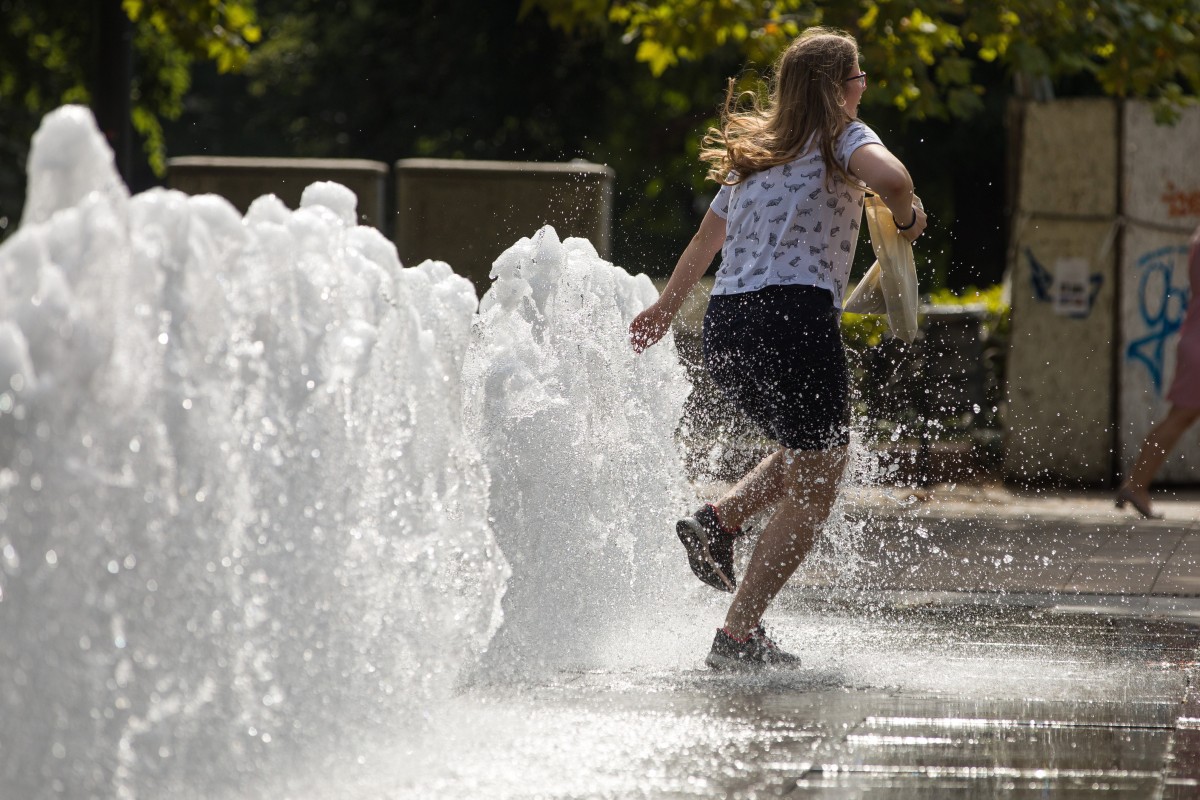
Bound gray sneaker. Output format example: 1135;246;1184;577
676;504;738;593
704;625;801;670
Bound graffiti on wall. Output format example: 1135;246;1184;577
1025;247;1104;318
1161;182;1200;218
1125;244;1191;394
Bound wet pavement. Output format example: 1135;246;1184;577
352;605;1200;799
817;483;1200;601
288;484;1200;799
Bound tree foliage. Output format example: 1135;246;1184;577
0;0;260;203
0;0;1019;286
121;0;262;172
164;0;751;276
163;0;1011;287
524;0;1200;122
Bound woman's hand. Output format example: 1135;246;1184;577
629;208;726;353
629;302;675;353
896;203;928;244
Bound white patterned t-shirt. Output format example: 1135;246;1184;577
708;120;882;307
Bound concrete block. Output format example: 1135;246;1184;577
1118;102;1200;483
1018;99;1119;218
1005;219;1117;483
1005;99;1119;484
167;156;389;228
395;158;614;295
1119;226;1197;482
1123;102;1200;228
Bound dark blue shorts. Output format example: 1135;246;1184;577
702;284;850;451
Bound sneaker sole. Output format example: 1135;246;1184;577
676;518;735;593
704;651;802;670
704;651;763;671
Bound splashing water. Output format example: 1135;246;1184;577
0;105;714;797
0;107;507;798
464;227;699;671
0;106;901;798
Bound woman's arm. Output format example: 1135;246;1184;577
848;143;927;242
629;208;727;352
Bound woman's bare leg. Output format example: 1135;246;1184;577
721;446;847;638
711;447;807;531
1121;405;1200;508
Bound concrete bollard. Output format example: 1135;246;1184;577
394;158;614;297
167;156;389;229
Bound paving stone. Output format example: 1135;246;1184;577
384;487;1200;798
787;772;1162;798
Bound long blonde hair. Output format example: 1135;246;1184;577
701;28;861;188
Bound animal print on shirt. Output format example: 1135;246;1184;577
709;120;883;307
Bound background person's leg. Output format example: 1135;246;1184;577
1121;405;1200;513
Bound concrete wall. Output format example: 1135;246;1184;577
1118;104;1200;482
166;155;619;300
167;157;389;228
1005;99;1200;485
1004;99;1119;483
394;158;614;296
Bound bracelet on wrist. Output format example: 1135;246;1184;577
894;206;917;231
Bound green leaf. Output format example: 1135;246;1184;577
635;39;677;75
522;0;1200;123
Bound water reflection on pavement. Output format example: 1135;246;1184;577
299;603;1200;799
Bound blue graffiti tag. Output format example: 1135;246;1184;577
1026;247;1054;302
1024;247;1104;317
1125;245;1191;394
